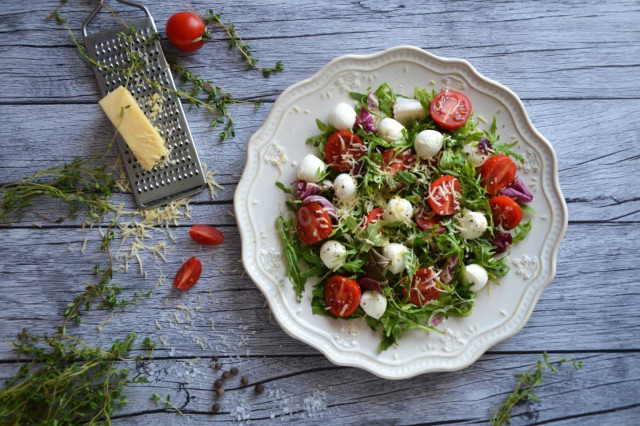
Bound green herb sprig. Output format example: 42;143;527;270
0;330;149;425
62;224;152;330
490;352;584;425
200;8;284;78
151;393;184;416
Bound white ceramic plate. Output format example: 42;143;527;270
234;46;567;379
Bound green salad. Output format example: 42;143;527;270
276;83;533;352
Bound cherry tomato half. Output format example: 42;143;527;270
324;131;366;172
429;90;472;131
414;207;445;233
490;195;523;230
189;224;224;246
362;207;384;234
173;257;202;291
325;275;361;317
295;202;332;245
481;154;517;195
382;148;415;175
166;12;207;52
428;174;462;216
403;268;442;306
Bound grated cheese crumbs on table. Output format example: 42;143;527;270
159;336;168;347
203;163;224;199
81;235;88;253
155;319;163;330
303;388;328;418
32;222;42;228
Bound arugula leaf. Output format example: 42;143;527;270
512;220;532;243
275;181;292;194
276;216;306;298
374;83;396;117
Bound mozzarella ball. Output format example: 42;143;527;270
319;240;347;270
458;211;488;240
360;291;387;319
297;154;325;183
393;97;426;124
383;243;408;275
382;197;413;222
333;173;357;202
462;142;490;166
328;102;357;131
377;118;405;142
465;264;489;292
414;130;444;160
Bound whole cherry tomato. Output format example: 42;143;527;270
166;12;207;52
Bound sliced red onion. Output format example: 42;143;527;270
292;180;322;200
367;91;379;110
352;160;367;176
478;136;492;155
357;277;384;295
494;231;512;253
439;257;459;284
429;316;444;327
302;195;337;219
501;176;533;203
355;107;376;133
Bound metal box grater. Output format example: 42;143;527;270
82;1;207;208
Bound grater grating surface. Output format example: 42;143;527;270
83;4;206;208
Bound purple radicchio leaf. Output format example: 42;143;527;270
357;277;384;295
364;248;390;281
355;107;376;133
494;231;512;253
302;195;337;219
500;176;533;203
292;180;322;200
478;136;492;155
439;257;459;284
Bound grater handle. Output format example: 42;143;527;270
82;0;152;40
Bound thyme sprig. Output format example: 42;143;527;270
151;393;184;416
0;330;149;425
62;224;152;330
490;352;584;425
202;8;284;77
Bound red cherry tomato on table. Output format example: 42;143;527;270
173;257;202;291
481;154;517;195
414;207;445;233
166;12;207;52
490;195;523;230
429;90;472;131
325;275;361;317
189;224;224;245
428;174;462;216
324;131;366;172
403;268;442;306
295;202;332;245
382;148;415;175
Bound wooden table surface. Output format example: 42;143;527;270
1;0;639;424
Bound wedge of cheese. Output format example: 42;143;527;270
99;86;168;171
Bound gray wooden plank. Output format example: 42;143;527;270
0;222;638;362
1;99;639;224
0;1;638;102
1;352;636;425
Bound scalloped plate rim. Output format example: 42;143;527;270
234;45;568;379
